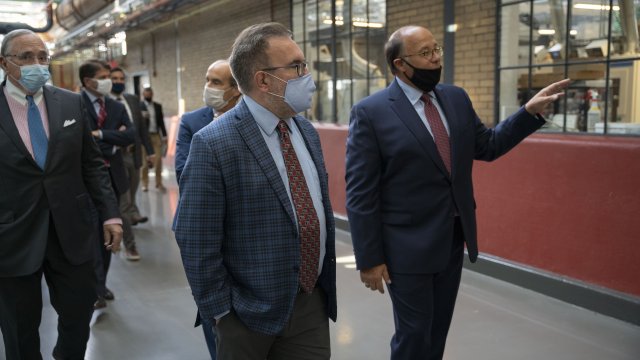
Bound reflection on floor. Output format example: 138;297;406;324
2;174;639;359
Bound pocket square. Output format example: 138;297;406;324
63;119;76;127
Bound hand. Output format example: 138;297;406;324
524;78;571;115
118;125;126;131
147;154;156;165
91;130;100;138
360;263;391;294
103;224;123;253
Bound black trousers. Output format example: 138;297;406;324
93;187;120;298
0;220;96;360
387;217;465;360
93;221;112;297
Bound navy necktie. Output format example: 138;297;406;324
26;95;48;170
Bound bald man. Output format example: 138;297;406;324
346;25;570;359
173;59;240;358
174;59;241;182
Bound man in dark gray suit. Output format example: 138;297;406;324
175;23;336;360
0;29;122;360
110;67;155;261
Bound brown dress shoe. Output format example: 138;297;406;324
94;297;107;310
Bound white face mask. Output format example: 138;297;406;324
203;85;232;111
93;78;113;96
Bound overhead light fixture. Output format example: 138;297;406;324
447;24;459;33
574;4;620;11
570;29;578;36
538;29;556;35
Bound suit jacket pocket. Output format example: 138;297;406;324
381;212;413;225
0;210;14;224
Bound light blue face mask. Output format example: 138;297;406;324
266;72;316;113
8;61;50;93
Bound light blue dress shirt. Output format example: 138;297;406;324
244;96;327;276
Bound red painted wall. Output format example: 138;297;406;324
316;125;640;297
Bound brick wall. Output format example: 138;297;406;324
123;0;281;116
454;0;496;125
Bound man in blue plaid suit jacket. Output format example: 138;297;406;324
174;23;336;359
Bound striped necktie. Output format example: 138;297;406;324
96;97;107;128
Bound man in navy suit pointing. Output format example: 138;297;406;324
346;25;569;360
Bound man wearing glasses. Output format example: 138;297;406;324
346;25;570;359
175;23;336;359
0;29;122;359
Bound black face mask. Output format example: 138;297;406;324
402;60;441;93
111;82;125;95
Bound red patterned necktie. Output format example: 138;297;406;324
421;94;451;175
96;97;107;129
277;119;320;293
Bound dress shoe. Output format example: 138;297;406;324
156;184;166;192
124;247;141;261
142;186;148;192
104;288;115;301
131;215;148;225
94;297;107;310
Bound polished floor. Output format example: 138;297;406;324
2;169;639;360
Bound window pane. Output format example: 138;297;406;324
609;0;640;58
500;2;532;67
293;0;387;123
607;59;640;134
499;68;530;121
532;0;568;65
292;0;305;42
568;0;613;62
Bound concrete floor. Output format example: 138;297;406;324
2;171;639;359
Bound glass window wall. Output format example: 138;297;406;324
292;0;387;124
499;0;640;135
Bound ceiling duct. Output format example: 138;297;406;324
0;2;53;35
55;0;114;30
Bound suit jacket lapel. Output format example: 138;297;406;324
292;115;326;190
202;107;213;126
0;83;44;169
233;101;296;225
388;80;449;177
82;92;98;129
43;86;63;169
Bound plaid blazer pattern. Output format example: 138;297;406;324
174;99;336;336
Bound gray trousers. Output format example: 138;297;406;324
119;152;140;250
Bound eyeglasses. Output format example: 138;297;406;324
5;53;51;65
261;62;308;77
401;46;444;60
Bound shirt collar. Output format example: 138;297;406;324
83;88;103;104
396;76;436;105
5;78;44;106
244;95;291;136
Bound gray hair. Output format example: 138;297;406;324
229;22;292;93
1;29;40;57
